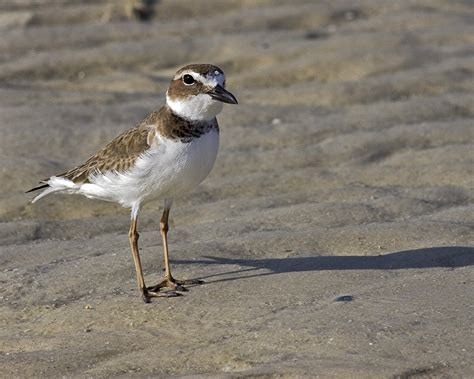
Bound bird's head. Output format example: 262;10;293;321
166;64;238;121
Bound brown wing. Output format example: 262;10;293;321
61;114;159;184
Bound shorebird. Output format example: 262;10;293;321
27;63;238;302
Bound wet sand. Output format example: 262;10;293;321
1;0;473;377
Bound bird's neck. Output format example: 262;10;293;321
165;92;223;122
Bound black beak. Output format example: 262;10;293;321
209;85;238;104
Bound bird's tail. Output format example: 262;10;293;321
26;183;48;193
26;177;79;203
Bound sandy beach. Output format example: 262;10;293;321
1;0;473;377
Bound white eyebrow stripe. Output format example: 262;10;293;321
174;70;225;87
196;74;219;87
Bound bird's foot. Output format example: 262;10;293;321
147;276;204;293
141;289;182;303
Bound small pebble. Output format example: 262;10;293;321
272;118;281;125
334;295;354;302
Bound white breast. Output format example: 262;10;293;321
80;129;219;207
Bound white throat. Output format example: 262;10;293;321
166;92;223;121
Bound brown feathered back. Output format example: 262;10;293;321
61;120;154;184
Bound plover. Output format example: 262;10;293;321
27;63;238;302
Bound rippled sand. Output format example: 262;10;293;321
1;0;473;377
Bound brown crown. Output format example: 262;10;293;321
167;64;224;100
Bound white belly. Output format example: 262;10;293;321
80;130;219;207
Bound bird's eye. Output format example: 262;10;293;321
183;74;195;85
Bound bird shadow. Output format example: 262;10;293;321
173;246;474;284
